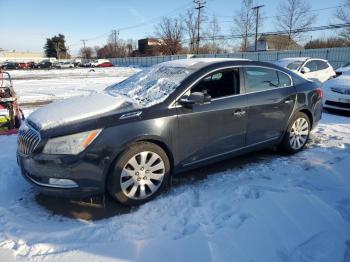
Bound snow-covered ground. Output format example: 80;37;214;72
0;68;350;262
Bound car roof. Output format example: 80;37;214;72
277;57;330;63
159;58;249;69
277;57;310;62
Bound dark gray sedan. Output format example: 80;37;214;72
17;58;323;205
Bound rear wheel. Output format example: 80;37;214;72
280;112;310;154
107;142;170;206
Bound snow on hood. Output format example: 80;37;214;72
336;66;350;73
27;92;134;130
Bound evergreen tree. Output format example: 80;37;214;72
44;34;68;59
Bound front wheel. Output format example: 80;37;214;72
280;112;310;154
107;142;170;206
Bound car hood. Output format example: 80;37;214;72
323;75;350;89
27;92;137;131
336;66;350;73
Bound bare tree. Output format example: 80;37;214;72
232;0;256;51
335;0;350;40
204;15;222;54
155;17;184;55
275;0;316;42
184;9;197;53
93;46;100;58
126;39;137;56
79;47;93;59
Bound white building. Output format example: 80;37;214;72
0;50;51;63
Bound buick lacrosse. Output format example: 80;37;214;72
17;58;323;205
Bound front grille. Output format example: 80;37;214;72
325;100;350;109
18;125;41;155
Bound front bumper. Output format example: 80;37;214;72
17;152;110;198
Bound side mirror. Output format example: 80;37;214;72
301;67;310;74
179;92;211;108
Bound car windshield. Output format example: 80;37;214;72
286;61;304;70
107;65;194;106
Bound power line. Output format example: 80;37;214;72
69;2;192;48
118;2;192;31
206;3;350;20
182;23;350;42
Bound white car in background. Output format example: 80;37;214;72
322;70;350;111
335;62;350;76
55;61;74;69
275;57;336;83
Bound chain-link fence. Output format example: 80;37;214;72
110;47;350;69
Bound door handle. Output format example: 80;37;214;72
284;99;294;104
233;109;246;117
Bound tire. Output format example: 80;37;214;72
280;112;311;154
107;142;171;206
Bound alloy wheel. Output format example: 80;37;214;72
289;117;309;150
120;151;165;200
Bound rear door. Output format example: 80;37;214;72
243;67;296;145
175;68;247;166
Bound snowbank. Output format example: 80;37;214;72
0;67;349;261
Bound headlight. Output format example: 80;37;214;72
43;129;101;155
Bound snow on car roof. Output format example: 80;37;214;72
277;57;310;62
160;58;249;69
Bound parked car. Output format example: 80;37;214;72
1;62;18;70
17;58;323;205
80;61;92;67
322;70;350;111
90;59;110;67
98;62;114;67
335;62;350;76
18;62;29;69
275;57;336;83
35;61;52;69
26;61;36;69
55;61;74;69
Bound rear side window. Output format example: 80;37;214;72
278;72;292;87
316;60;329;70
304;60;318;72
244;67;291;93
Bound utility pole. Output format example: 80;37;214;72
53;41;61;61
194;0;206;54
80;39;87;59
111;29;119;57
252;5;264;52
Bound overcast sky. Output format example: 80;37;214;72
0;0;345;55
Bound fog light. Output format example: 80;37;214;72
48;178;78;188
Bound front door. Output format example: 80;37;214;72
175;68;247;166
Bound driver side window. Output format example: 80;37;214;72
191;68;240;99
